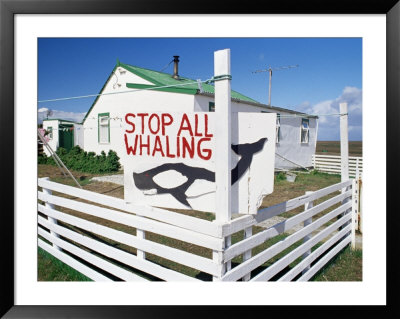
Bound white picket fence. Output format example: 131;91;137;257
312;154;363;177
37;177;359;282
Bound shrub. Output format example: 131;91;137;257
275;172;286;181
38;153;48;164
38;145;121;174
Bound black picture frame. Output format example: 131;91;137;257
1;0;398;317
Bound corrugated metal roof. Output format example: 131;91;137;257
120;62;260;104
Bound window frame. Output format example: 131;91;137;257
276;113;281;144
98;112;110;144
300;118;310;144
47;126;53;140
209;102;215;112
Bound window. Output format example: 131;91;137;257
209;102;215;112
47;127;53;139
98;113;110;143
300;118;309;143
276;114;280;143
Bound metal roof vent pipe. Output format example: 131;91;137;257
172;55;180;80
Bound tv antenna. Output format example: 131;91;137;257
252;64;299;106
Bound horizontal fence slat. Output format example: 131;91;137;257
221;180;352;237
38;239;112;282
221;206;352;281
313;155;362;160
251;219;352;281
314;168;362;176
223;192;352;262
38;227;148;281
314;163;362;170
38;205;218;276
297;235;351;281
38;178;221;238
38;191;223;251
313;158;362;164
38;215;200;281
278;224;352;281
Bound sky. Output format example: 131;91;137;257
38;38;362;140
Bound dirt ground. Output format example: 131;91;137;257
38;164;124;199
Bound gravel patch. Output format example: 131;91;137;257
256;215;303;233
91;174;124;185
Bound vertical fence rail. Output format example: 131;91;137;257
302;191;314;275
136;215;146;259
351;179;359;249
242;226;253;281
358;177;363;233
41;177;61;251
340;103;350;226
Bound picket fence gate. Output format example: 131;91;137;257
312;154;363;178
37;176;359;282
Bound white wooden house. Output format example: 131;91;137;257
58;57;318;170
42;119;83;156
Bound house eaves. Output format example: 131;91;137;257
198;92;318;118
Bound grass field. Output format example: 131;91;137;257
316;141;362;156
37;164;361;282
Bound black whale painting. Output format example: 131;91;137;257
133;138;267;208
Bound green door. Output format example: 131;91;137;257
59;124;74;151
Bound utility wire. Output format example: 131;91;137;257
37;76;225;103
160;59;174;72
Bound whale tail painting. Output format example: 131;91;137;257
132;138;268;208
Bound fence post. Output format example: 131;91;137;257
242;227;252;281
42;177;61;251
351;179;359;250
302;191;313;275
340;102;349;183
136;216;146;260
339;103;351;227
358;177;363;233
213;48;232;281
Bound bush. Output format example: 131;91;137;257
38;145;121;174
275;172;286;181
38;153;48;164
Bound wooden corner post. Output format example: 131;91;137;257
340;102;349;182
213;49;232;281
339;102;351;227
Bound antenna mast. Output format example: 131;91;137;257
252;64;298;106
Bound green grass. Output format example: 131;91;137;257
312;246;362;281
38;247;92;281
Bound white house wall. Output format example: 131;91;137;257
275;117;318;169
83;79;196;167
74;124;84;148
42;120;59;156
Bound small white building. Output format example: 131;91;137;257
55;57;318;170
42;119;83;156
